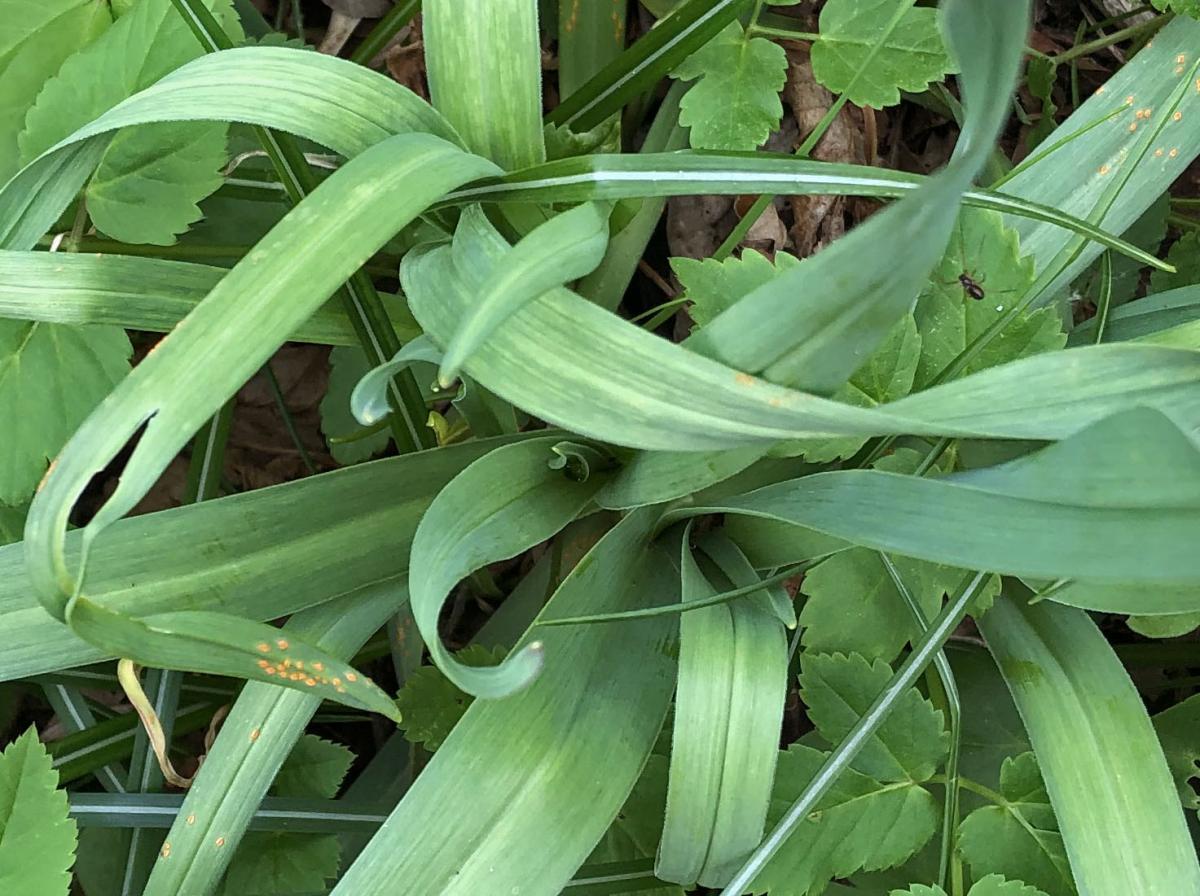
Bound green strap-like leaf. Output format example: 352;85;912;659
0;45;461;252
0;250;420;345
444;152;1163;267
979;594;1200;895
658;527;788;887
408;437;607;698
0;437;527;683
142;584;404;896
405;206;1200;455
423;0;545;169
25;135;497;637
686;0;1028;394
331;508;677;895
71;601;401;721
686;409;1200;593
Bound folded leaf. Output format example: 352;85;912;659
408;437;607;698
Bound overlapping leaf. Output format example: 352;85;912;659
0;0;110;181
19;0;243;244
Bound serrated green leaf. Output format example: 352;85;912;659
0;319;130;504
750;743;939;896
321;346;392;465
218;734;354;895
672;22;787;150
394;645;506;750
798;550;955;662
0;0;111;182
0;727;77;896
1151;0;1200;17
672;248;800;329
958;753;1073;896
890;875;1050;896
1153;694;1200;812
800;652;947;782
812;0;954;108
914;209;1066;388
1151;232;1200;294
219;832;340;896
18;0;242;244
273;735;355;800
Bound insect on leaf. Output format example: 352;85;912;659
0;727;77;896
812;0;956;108
672;22;788;151
914;208;1065;389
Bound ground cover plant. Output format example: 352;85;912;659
2;0;1200;893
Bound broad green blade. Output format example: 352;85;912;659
0;437;527;681
688;409;1200;591
24;134;497;622
68;601;401;720
1001;16;1200;297
0;250;418;345
686;0;1029;394
443;154;1162;267
423;0;545;169
437;200;610;386
332;508;677;895
408;437;606;697
658;528;787;887
0;45;460;252
979;594;1200;895
143;584;403;896
405;207;1200;452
